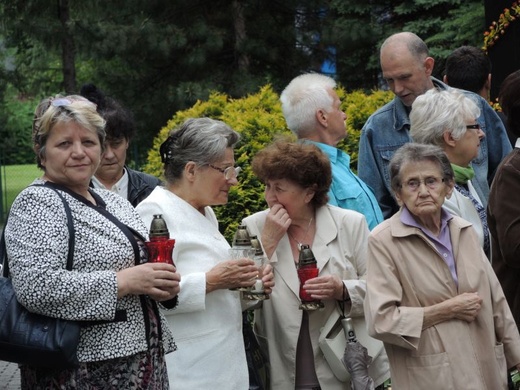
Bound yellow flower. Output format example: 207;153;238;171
484;2;520;52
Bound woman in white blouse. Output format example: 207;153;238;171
136;117;274;389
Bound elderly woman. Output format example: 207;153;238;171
243;140;389;390
136;117;274;389
364;142;520;389
5;95;180;389
489;70;520;328
410;88;490;258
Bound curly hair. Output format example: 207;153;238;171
252;140;331;207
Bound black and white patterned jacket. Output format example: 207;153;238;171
5;179;176;362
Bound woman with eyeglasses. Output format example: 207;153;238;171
5;95;180;389
364;142;520;389
410;88;491;259
136;117;274;389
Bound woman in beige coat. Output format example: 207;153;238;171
243;141;389;389
364;143;520;389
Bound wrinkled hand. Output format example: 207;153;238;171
450;292;483;322
206;258;257;292
261;203;291;258
304;274;344;301
261;263;275;295
117;263;181;301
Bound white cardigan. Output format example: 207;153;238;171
136;187;248;390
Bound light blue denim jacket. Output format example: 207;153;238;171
358;78;512;219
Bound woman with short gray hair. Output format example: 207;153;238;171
160;117;241;184
365;142;520;389
136;117;274;389
410;88;490;258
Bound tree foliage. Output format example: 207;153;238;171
144;85;393;241
325;0;485;89
0;0;486;166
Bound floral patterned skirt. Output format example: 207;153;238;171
20;301;169;390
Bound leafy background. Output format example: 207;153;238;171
144;85;393;241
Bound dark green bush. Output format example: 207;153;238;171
144;85;393;241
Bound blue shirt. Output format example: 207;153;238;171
358;78;512;219
308;141;383;230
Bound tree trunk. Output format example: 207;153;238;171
58;0;76;93
232;0;249;73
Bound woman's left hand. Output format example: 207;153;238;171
304;274;345;301
117;263;181;301
261;264;275;295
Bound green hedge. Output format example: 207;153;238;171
144;85;393;242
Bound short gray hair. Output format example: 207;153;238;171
160;117;240;184
410;89;480;147
32;95;106;170
280;73;336;137
389;143;454;195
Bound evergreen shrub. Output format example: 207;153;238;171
144;85;393;242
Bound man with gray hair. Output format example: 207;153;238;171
280;73;383;230
358;32;512;218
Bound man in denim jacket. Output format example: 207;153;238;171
358;32;511;219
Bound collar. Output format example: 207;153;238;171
515;138;520;149
390;206;466;238
451;163;475;184
303;140;345;164
91;168;129;195
400;205;452;231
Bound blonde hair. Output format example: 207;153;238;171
32;95;106;169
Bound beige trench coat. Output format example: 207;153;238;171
244;205;390;389
365;209;520;390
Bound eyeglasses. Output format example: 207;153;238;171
208;164;242;180
33;96;97;136
401;176;445;192
466;124;481;130
50;97;97;109
52;98;74;107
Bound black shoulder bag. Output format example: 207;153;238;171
0;183;81;368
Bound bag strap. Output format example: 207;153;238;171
336;284;351;319
1;182;75;277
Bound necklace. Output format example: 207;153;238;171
287;217;314;251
